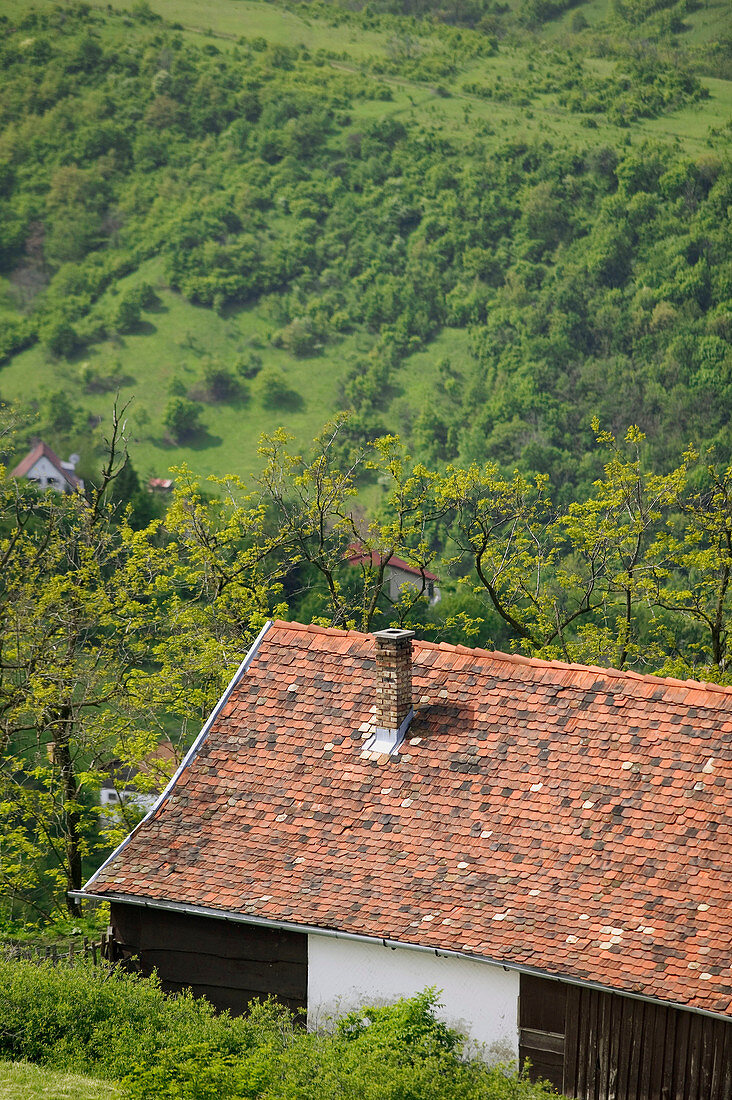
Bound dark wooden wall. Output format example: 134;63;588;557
520;974;732;1100
109;902;307;1015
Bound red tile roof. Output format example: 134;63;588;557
11;441;83;490
85;621;732;1016
345;548;439;582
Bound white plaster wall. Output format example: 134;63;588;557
100;787;156;821
387;567;442;606
28;456;66;489
308;935;519;1060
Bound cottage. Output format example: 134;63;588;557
75;622;732;1099
100;740;177;822
345;547;441;604
147;477;174;493
11;441;84;493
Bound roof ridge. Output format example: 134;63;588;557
445;646;732;697
268;621;732;699
41;441;65;467
271;619;362;638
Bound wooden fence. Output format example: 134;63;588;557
1;931;115;968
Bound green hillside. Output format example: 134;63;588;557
0;0;729;488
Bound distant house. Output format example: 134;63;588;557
345;546;441;605
100;740;177;821
11;441;84;493
148;477;174;493
76;622;732;1099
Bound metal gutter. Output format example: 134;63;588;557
81;619;274;893
68;888;732;1026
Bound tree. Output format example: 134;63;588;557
0;409;139;917
0;412;286;921
434;424;689;667
42;320;79;360
553;423;687;668
648;450;732;676
106;456;160;529
254;419;440;631
252;366;298;409
110;292;142;334
39;389;80;437
201;361;241;403
163;397;203;442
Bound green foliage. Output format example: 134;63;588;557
252;366;299;409
163;397;203;442
0;415;285;920
200;361;242;404
0;1;728;492
42;319;80;360
109;284;156;335
38;388;81;436
0;957;273;1080
0;965;555;1100
106;456;162;529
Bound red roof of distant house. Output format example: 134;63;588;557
345;548;439;583
83;621;732;1017
11;441;83;490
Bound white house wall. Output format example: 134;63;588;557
27;455;68;491
387;566;441;605
307;935;519;1060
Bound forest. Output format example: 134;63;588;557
0;0;729;489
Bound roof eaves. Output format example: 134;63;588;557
69;890;732;1024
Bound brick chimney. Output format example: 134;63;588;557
366;629;415;755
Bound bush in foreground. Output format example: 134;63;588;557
0;959;559;1099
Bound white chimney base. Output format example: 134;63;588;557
363;707;415;757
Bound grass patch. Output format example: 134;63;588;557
0;258;358;484
0;1062;119;1100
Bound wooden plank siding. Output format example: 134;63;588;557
109;902;307;1015
519;974;566;1091
520;975;732;1100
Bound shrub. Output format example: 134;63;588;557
235;353;263;380
163;397;203;441
42;318;80;359
0;958;272;1080
275;318;320;357
0;965;557;1100
111;294;142;334
201;361;241;402
39;388;80;436
252;366;299;408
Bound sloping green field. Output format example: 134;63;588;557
1;0;729;485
